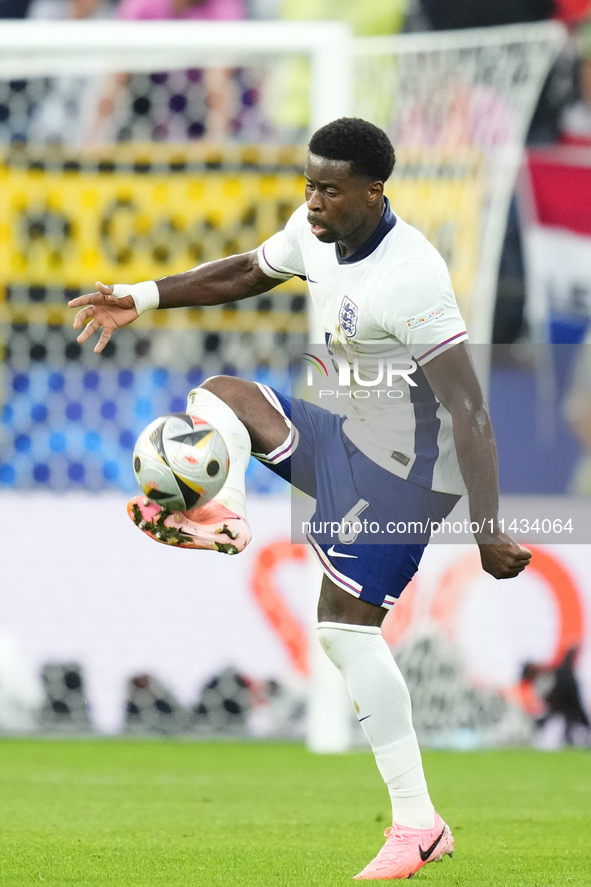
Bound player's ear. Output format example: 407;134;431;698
367;180;384;206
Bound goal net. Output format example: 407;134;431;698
354;22;566;343
0;19;568;745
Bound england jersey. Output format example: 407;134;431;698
257;199;469;496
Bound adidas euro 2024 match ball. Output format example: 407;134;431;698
133;413;229;512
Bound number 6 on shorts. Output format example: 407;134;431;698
338;498;369;544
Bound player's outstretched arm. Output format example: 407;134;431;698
69;251;279;353
421;342;532;580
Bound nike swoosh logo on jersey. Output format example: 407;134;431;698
327;545;358;559
307;275;319;283
418;827;446;862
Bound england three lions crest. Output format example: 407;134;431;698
339;296;358;338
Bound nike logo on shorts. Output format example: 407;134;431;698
418;827;446;862
327;545;358;559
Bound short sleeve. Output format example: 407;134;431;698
375;262;468;364
257;205;307;281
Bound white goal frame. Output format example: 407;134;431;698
0;19;353;135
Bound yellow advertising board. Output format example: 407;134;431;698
0;144;483;329
0;146;306;292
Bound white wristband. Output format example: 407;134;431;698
111;281;160;315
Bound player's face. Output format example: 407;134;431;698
304;154;383;248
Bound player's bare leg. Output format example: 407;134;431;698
129;376;291;553
317;577;454;880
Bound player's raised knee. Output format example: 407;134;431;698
190;375;252;419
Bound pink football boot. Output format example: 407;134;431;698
127;496;252;555
354;813;454;880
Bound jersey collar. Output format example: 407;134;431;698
335;197;397;265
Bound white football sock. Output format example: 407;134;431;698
317;622;435;830
186;386;251;518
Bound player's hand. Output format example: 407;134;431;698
69;282;138;353
477;532;532;579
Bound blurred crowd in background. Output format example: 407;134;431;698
2;0;591;149
1;0;591;494
2;1;591;338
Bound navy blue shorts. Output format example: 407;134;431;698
254;387;460;610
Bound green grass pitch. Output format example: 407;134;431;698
0;740;589;886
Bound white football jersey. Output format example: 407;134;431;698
257;199;469;495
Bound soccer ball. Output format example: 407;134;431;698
132;413;229;512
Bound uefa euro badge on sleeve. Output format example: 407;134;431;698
340;296;358;338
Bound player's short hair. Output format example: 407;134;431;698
308;118;395;182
